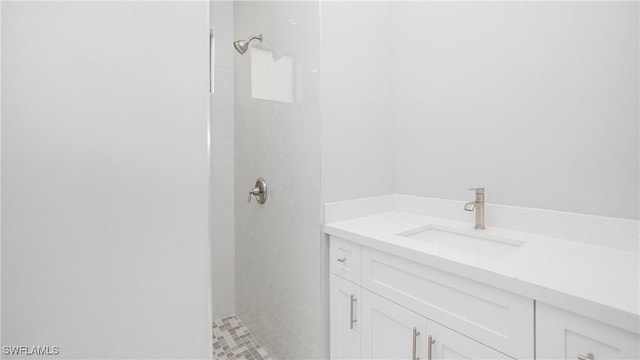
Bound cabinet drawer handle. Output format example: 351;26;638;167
337;257;346;263
349;294;357;330
577;353;594;360
412;327;420;360
427;335;436;360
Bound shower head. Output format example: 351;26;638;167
233;34;262;55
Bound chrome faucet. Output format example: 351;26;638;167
464;187;485;230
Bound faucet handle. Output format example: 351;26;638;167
468;187;484;193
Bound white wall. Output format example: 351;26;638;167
319;2;638;220
1;2;212;358
234;1;324;358
392;2;639;219
210;0;236;322
320;1;394;203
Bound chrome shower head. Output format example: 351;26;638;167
233;34;262;55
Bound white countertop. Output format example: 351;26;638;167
324;196;640;333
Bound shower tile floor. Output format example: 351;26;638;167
212;315;271;360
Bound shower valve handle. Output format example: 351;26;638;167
248;187;260;201
247;178;267;204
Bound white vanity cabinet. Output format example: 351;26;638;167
329;235;529;359
329;235;640;359
536;303;640;359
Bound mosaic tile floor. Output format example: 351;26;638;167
212;315;271;360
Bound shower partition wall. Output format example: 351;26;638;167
2;2;212;358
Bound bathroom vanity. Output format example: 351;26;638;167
325;195;639;359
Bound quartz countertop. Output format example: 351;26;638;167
324;196;640;333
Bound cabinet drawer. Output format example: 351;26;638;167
330;236;361;284
537;302;639;359
362;247;533;359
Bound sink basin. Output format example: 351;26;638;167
398;225;524;260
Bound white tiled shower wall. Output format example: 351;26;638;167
233;1;323;359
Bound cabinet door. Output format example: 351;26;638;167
428;321;513;360
331;274;362;359
361;289;427;360
537;303;639;360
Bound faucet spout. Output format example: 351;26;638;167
464;201;476;211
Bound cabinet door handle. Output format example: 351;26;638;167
427;335;436;360
337;257;346;263
349;294;357;330
577;353;594;360
412;327;420;360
